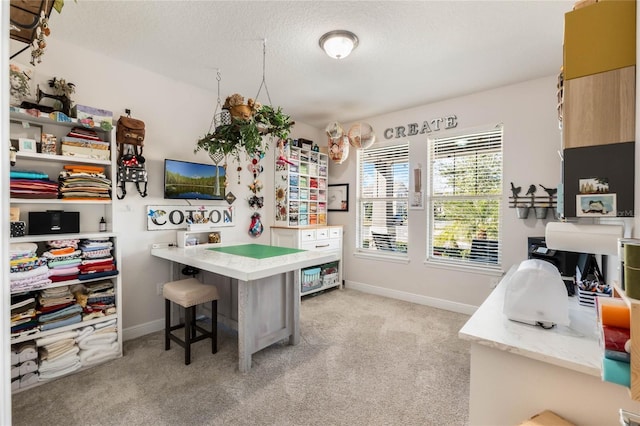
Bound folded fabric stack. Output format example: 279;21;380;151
11;342;39;391
10;170;59;199
37;286;83;332
71;280;117;321
10;242;51;292
42;241;83;283
58;164;111;200
36;330;81;381
61;126;110;160
78;238;118;280
11;292;39;336
76;320;119;367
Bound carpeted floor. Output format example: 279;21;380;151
11;288;471;425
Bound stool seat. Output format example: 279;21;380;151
163;278;219;307
163;278;218;365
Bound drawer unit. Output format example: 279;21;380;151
329;227;342;239
301;229;316;242
301;239;340;252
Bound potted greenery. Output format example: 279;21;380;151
195;94;294;161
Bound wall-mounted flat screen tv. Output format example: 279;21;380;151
164;159;225;200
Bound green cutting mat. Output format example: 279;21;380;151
208;244;305;259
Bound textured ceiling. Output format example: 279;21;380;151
44;0;574;129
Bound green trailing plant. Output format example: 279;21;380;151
195;103;294;161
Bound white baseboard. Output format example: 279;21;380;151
344;280;478;316
123;319;164;341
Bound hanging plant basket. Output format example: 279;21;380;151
195;93;294;161
214;110;231;130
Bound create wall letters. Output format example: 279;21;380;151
383;115;458;139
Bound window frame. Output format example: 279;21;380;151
425;125;503;270
355;141;410;260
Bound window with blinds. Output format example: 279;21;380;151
427;126;503;267
357;143;409;255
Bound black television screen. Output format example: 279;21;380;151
164;159;225;200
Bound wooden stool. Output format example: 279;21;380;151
163;278;218;365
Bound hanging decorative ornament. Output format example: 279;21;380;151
249;212;264;237
325;121;344;139
328;134;350;164
209;150;225;197
347;122;376;150
225;192;236;205
276;139;294;166
30;11;50;66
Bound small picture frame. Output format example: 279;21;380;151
18;137;36;152
576;193;617;217
328;183;349;212
579;177;609;194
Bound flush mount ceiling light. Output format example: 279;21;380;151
319;30;359;59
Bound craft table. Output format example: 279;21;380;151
459;266;640;425
151;243;338;372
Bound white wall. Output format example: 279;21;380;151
329;76;562;311
9;37;323;337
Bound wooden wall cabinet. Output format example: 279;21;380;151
563;66;636;149
563;0;636;80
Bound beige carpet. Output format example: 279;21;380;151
12;288;471;425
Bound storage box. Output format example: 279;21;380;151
61;142;110;160
577;284;611;307
72;105;113;125
10;221;26;237
564;0;636;80
302;267;322;293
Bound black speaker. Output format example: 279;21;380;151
28;211;80;235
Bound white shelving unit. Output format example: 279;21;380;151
274;143;328;227
271;140;342;297
9;111;122;393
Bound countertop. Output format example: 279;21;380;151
151;243;339;282
459;266;602;377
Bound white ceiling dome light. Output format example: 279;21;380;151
319;30;359;59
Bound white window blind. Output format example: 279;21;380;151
357;143;409;255
428;126;503;267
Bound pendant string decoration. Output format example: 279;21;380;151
193;69;231;195
204;70;228;197
30;6;51;65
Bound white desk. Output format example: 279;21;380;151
151;244;338;372
459;267;640;425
